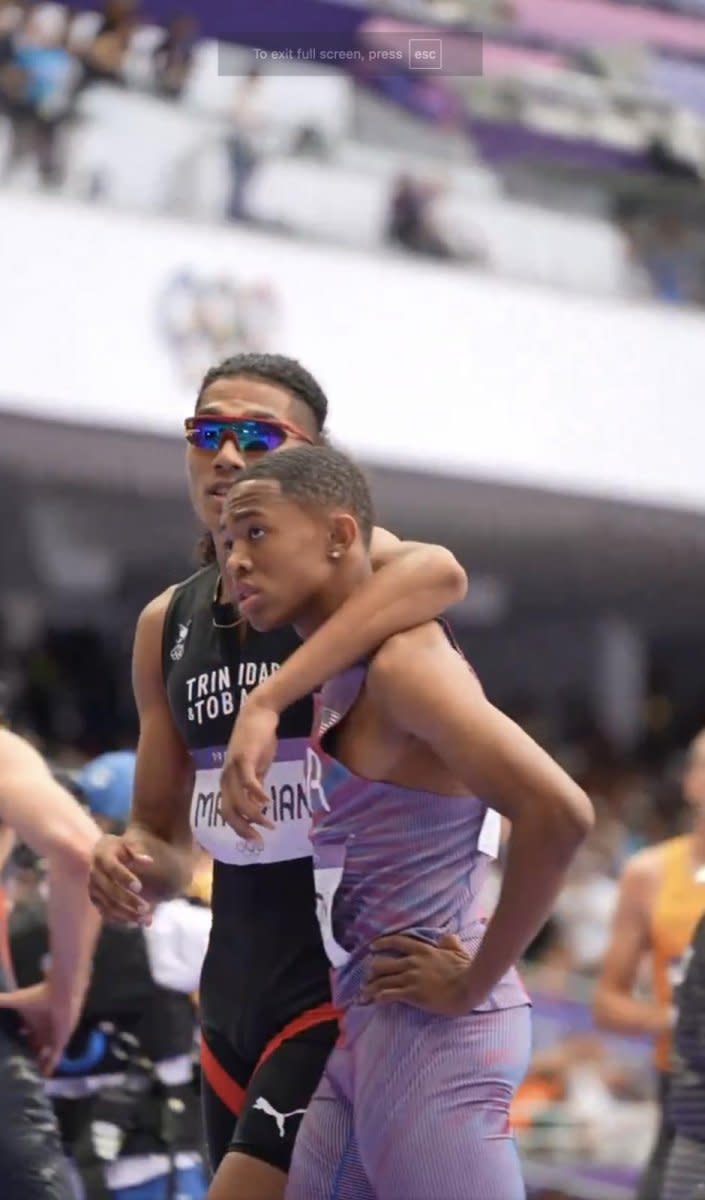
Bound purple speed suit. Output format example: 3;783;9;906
287;663;532;1200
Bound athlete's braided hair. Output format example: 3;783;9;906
195;354;329;566
227;444;374;547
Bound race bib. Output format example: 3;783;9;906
189;740;312;866
313;842;350;968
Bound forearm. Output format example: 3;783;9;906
255;546;467;713
462;813;584;1006
126;761;196;901
0;731;100;860
127;823;195;900
593;988;672;1037
46;851;101;1002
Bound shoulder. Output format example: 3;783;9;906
367;622;475;704
371;620;450;669
168;563;218;608
138;585;179;630
132;587;182;701
136;564;216;641
618;844;665;904
134;585;180;654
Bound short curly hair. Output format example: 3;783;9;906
195;354;329;566
227;445;374;547
196;353;328;431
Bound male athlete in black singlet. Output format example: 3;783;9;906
89;354;468;1200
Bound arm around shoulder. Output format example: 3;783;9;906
253;532;467;719
369;624;593;846
369;527;467;604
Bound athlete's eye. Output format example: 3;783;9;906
222;537;234;553
247;526;266;542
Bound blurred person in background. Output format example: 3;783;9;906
512;1032;644;1154
385;173;489;266
536;772;628;980
10;750;210;1200
152;12;197;100
81;0;138;86
226;65;265;223
594;727;705;1200
0;726;100;1200
644;135;701;184
99;0;139;33
614;200;705;309
386;174;456;260
544;835;619;980
88;352;468;1200
662;911;705;1200
0;0;28;160
1;2;80;185
639;214;704;308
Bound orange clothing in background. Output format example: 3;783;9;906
651;835;705;1071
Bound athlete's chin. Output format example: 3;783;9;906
242;598;292;633
246;613;278;633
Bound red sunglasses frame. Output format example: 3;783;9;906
184;413;315;451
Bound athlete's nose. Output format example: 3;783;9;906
213;432;245;472
225;541;251;583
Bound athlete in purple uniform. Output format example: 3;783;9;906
221;445;594;1200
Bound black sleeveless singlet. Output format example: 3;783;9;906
162;564;331;1060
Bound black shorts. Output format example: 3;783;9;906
201;1003;338;1174
0;1012;75;1200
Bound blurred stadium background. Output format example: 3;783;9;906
2;0;705;1195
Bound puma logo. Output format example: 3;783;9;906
253;1096;306;1139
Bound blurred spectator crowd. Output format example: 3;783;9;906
3;614;703;1199
2;0;705;308
0;0;197;185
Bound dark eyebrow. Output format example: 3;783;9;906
227;506;265;524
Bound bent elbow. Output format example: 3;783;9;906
554;786;594;857
430;546;468;605
571;786;595;840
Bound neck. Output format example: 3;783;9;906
294;557;372;641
